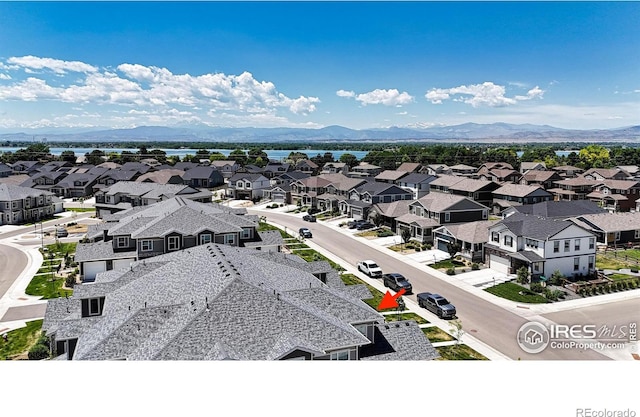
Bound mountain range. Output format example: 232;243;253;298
1;123;638;143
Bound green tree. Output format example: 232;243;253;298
85;149;106;165
578;145;610;169
339;153;359;168
209;152;227;161
59;150;76;163
229;149;248;165
516;266;530;285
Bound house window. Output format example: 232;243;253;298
224;234;236;245
574;239;581;251
89;298;102;316
574;257;580;271
167;236;180;251
116;236;129;248
482;210;488;219
140;240;153;252
588;256;594;270
564;240;570;252
504;235;513;247
241;229;251;239
635;230;640;240
330;349;352;360
492;232;499;243
615;231;621;241
589;238;595;249
554;241;560;253
444;212;450;222
533;263;540;272
199;234;212;245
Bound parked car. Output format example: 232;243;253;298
348;219;367;229
417;292;456;319
307;207;320;215
355;221;375;230
382;273;412;294
299;227;312;238
302;214;316;222
356;260;382;277
55;227;68;238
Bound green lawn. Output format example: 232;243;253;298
0;320;43;360
25;274;72;299
436;344;489;360
385;312;430;324
422;326;455;343
42;242;77;256
607;273;637;281
484;282;549;304
65;207;96;212
596;254;636;271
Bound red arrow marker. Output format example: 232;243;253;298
378;288;406;310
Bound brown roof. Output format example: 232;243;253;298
435;220;499;243
397;162;422;172
395;213;440;228
571;212;640;233
371;200;412;218
494;184;550;197
374;170;410;181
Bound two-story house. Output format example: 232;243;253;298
395;194;490;243
49;173;101;198
181;166;224;189
585;179;640;212
210;160;241;180
0;183;55;225
485;213;596;279
77;197;284;281
227;173;270;200
349;162;382;178
397;173;437;199
519;170;563;189
339;183;413;220
548;177;599;202
429;175;500;208
492;184;553;214
135;169;186;186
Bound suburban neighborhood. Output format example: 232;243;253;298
0;144;638;362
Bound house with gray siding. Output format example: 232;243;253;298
0;184;55;225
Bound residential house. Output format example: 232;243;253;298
227;173;270;200
43;243;438;360
10;161;42;175
616;165;640;178
432;220;498;262
397;173;436;199
502;200;606;220
49;173;100;198
449;164;477;177
263;162;292;179
262;171;311;204
20;171;68;191
478;162;514;172
321;162;349;175
291;175;333;208
340;183;413;220
295;159;319;175
0;183;54;225
181;166;224;189
569;212;640;247
120;162;153;175
519;161;546;173
210;160;241;180
174;162;199;172
95;169;141;188
519;170;563;189
396;194;489;243
78;196;283;281
422;164;452;176
396;162;422;173
548;177;599;202
581;168;632;181
477;169;522;184
585;179;640;212
350;162;382;178
0;163;13;177
369;200;412;230
551;165;583;179
485;213;596;279
492;184;553;214
136;169;186;185
429;175;500;207
315;174;368;212
94;181;212;217
374;170;411;184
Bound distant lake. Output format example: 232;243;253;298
516;150;579;158
0;147;370;161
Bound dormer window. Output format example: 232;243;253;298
167;236;181;251
81;297;105;317
116;236;129;248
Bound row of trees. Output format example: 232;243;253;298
1;143;638;172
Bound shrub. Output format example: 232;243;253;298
460;269;466;273
550;270;565;286
65;274;76;288
516;266;530;285
446;268;455;275
425;243;432;250
631;268;639;273
28;343;49;360
471;263;479;270
530;283;544;293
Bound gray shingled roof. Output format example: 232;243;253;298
495;213;575;240
494;184;551;198
508;200;606;219
44;243;414;361
434;220;498;244
74;241;137;262
0;183;54;200
570;212;640;233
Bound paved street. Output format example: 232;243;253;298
251;208;631;360
0;244;28;300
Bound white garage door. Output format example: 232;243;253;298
113;258;134;271
83;261;106;282
489;254;511;275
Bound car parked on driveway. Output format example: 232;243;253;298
355;221;375;230
55;227;68;238
347;219;367;229
417;292;456;319
302;214;316;222
382;273;412;294
299;227;312;238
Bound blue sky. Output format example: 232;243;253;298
0;2;638;131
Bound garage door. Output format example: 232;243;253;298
83;261;106;282
489;254;511;275
273;193;285;203
352;208;363;220
437;239;449;252
113;258;134;271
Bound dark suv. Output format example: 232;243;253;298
382;273;412;294
417;292;456;319
299;227;312;238
302;214;316;222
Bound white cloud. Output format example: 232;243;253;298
0;73;10;80
426;82;544;107
355;89;414;106
7;55;98;74
336;89;355;98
